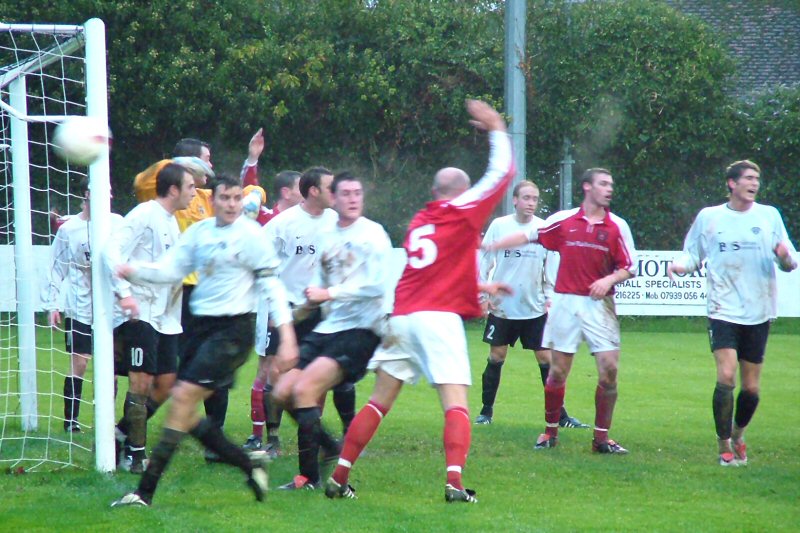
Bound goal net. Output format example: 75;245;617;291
0;20;116;472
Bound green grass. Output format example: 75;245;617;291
1;318;799;532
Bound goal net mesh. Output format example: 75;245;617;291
0;24;96;471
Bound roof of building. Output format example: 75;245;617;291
666;0;800;97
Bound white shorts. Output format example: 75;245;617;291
542;293;620;354
367;311;471;386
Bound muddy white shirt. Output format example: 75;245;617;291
673;202;797;324
311;217;392;334
43;213;124;324
479;214;551;319
129;215;291;326
263;204;338;306
110;200;182;333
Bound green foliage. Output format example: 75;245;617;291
526;0;740;246
2;0;798;245
735;85;800;241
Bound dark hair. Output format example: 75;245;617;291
580;167;612;187
724;160;760;193
273;170;301;198
172;138;210;158
78;176;90;198
156;162;190;198
331;171;362;193
208;174;242;196
513;180;538;197
299;166;333;199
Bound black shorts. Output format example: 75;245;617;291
297;329;381;383
482;313;547;350
708;319;770;364
65;318;92;356
179;313;256;390
113;326;127;376
263;307;322;357
116;320;179;375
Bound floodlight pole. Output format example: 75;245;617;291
501;0;526;216
560;137;574;209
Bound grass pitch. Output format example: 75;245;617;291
1;318;798;532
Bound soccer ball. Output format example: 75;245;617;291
52;116;112;165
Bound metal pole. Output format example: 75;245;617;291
84;18;115;473
559;137;574;210
502;0;526;216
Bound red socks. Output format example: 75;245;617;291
544;378;566;438
250;380;265;439
594;383;618;443
444;406;471;490
332;400;388;485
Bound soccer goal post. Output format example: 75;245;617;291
0;19;115;472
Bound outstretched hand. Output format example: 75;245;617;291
466;99;506;133
248;128;265;161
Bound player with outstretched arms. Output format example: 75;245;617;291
475;180;588;430
667;160;798;466
484;167;637;455
111;175;296;507
324;99;514;504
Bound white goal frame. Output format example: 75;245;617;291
0;19;115;472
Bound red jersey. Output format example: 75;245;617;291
241;160;259;188
535;207;636;296
258;203;281;226
392;131;514;319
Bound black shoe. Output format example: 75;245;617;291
64;421;81;433
592;439;628;454
474;414;493;425
264;436;281;460
559;416;590;429
445;484;478;503
324;477;357;499
242;435;263;451
120;453;149;474
534;433;558;449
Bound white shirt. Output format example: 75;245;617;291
263;204;338;305
129;215;292;326
480;214;552;319
43;213;124;324
109;200;183;334
673;202;798;324
311;217;392;334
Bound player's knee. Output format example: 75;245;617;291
740;383;760;396
599;366;618;386
128;373;153;394
716;368;736;387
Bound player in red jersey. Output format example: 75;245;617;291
323;100;514;504
484;168;637;454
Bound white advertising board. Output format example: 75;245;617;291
1;246;797;317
